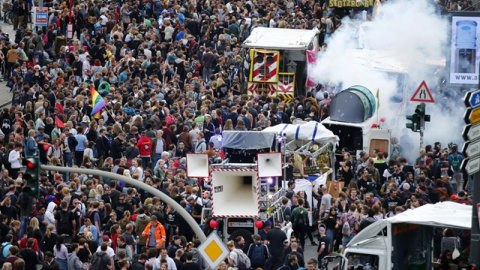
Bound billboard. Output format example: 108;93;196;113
450;15;480;85
329;0;374;8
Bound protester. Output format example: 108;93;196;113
0;1;471;269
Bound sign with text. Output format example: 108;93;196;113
465;89;480;108
464;107;480;125
461;156;480;174
35;7;48;27
329;0;374;7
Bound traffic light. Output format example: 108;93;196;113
415;103;431;123
406;114;420;132
407;103;430;132
24;156;39;197
466;265;476;270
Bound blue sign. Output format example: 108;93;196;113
469;90;480;108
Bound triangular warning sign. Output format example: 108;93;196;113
410;80;434;103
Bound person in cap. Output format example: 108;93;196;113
258;220;272;242
141;215;166;249
167;235;181;258
103;212;118;233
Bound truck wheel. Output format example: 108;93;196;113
228;229;254;253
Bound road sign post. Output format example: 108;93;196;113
463;89;480;266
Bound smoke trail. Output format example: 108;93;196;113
312;0;459;162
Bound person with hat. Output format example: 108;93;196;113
141;215;166;250
103;212;118;234
167;235;181;258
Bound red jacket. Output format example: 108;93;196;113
137;136;152;157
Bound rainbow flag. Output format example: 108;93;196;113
90;85;106;116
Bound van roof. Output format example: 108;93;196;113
243;28;319;50
347;202;471;248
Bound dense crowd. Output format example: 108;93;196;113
0;0;470;270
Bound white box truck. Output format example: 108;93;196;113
321;202;472;270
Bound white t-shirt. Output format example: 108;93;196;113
96;245;115;257
100;14;108;25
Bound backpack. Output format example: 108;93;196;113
234;249;251;270
0;242;11;262
58;210;71;232
68;135;78;152
342;218;351;236
451;154;461;171
90;252;109;270
250;243;265;267
294;209;306;226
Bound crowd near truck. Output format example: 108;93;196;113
242;27;320;103
322;202;472;270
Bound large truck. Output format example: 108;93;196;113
321;202;472;270
321;85;392;159
242;28;320;103
188;131;293;248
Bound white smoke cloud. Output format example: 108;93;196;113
312;0;462;161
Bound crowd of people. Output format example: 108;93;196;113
0;0;470;270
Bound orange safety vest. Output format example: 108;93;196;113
142;222;166;248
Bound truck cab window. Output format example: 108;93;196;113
346;253;379;270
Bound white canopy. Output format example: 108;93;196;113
243;28;319;50
347;202;472;248
262;121;339;145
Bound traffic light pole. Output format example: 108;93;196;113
39;165;207;242
470;173;480;267
419;129;424;150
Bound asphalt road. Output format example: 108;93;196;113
0;18;17;108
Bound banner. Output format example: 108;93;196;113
329;0;374;8
450;16;480;85
35;7;48;27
